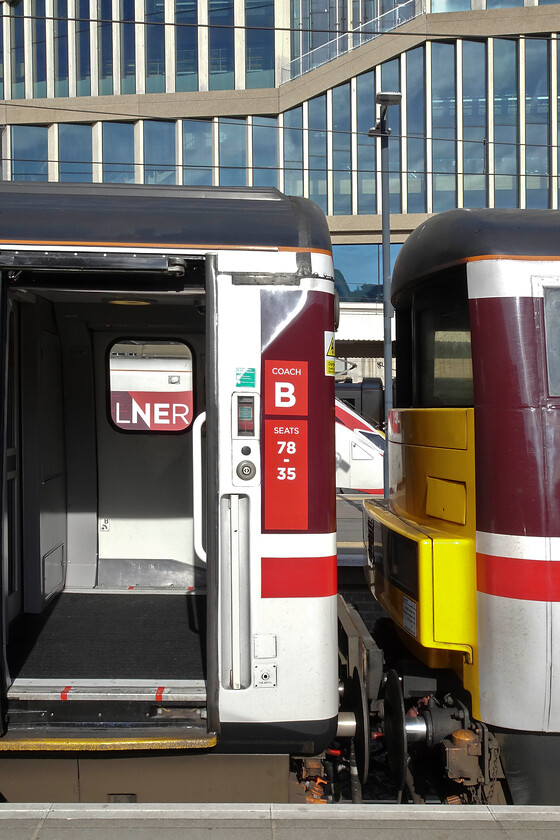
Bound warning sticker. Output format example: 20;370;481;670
324;331;335;376
402;596;417;638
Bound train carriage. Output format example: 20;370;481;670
364;208;560;805
0;182;339;801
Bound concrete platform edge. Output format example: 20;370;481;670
1;803;560;821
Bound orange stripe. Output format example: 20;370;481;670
60;685;72;701
261;556;337;598
155;686;165;702
278;245;333;256
466;254;560;262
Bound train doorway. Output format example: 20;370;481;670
3;262;214;732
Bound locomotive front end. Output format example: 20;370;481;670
363;209;560;805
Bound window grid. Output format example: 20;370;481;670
2;34;560;210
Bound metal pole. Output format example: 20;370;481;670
380;115;392;500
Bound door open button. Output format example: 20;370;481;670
236;460;256;480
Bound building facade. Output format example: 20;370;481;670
0;0;559;371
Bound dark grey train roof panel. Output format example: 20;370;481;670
392;208;560;305
0;182;332;253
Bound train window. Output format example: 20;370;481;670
414;280;473;407
544;286;560;396
108;340;193;432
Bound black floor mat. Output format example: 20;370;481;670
7;593;206;681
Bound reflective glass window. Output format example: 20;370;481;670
11;5;25;99
415;280;473;408
146;0;165;93
525;39;549;209
308;0;346;52
357;70;376;214
406;47;426;213
219;118;246;186
283;106;303;196
431;42;456;212
102;122;135;182
493;39;518;208
76;0;91;96
121;0;136;94
301;0;311;58
381;59;402;213
144;121;176;184
333;243;401;302
209;0;234;90
487;0;523;7
310;0;329;51
59;124;93;182
252;117;278;187
333;83;352;215
176;0;198;92
32;1;47;97
246;0;274;89
109;340;193;433
430;0;469;10
183;119;213;185
463;40;487;208
308;95;327;213
54;0;69;96
98;0;113;95
12;126;48;181
291;0;301;61
353;0;376;46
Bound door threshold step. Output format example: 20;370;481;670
8;678;206;703
0;726;217;751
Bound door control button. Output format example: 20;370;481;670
236;460;256;480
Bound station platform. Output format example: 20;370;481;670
1;803;559;839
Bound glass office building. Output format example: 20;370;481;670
1;0;559;363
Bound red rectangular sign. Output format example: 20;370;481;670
264;419;308;530
264;361;308;417
261;556;337;598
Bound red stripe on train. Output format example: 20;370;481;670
477;553;560;601
261;556;337;598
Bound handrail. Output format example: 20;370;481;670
192;411;207;564
282;0;419;83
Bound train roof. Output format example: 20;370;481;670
392;208;560;305
0;182;332;254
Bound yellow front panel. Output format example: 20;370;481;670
364;407;480;719
426;477;466;525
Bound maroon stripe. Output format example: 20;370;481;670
477;552;560;601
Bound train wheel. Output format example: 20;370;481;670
383;669;407;792
352;668;370;785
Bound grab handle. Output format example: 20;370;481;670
192;411;207;563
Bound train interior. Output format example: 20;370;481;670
1;268;211;729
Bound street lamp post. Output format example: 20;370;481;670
369;90;401;500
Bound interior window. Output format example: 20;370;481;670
109;339;193;431
414;279;473;407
